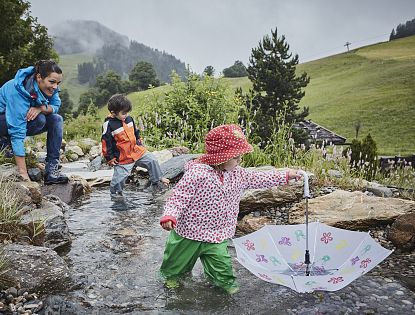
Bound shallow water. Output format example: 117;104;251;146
57;187;415;314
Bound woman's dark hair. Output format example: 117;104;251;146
107;94;132;114
35;60;62;79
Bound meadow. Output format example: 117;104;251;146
61;36;415;156
58;53;94;109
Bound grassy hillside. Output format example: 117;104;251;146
93;36;415;155
297;36;415;156
59;53;93;108
209;37;415;155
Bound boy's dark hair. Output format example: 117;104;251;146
107;94;132;114
35;60;62;79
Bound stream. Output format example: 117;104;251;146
47;186;415;314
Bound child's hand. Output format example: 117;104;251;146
161;220;175;231
288;169;303;181
108;158;118;166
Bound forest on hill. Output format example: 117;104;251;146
52;20;186;84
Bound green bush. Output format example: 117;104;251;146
130;71;243;151
64;114;101;142
163;72;240;139
343;133;378;181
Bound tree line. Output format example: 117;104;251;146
76;61;160;116
77;41;187;85
389;18;415;41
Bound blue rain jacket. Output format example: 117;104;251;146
0;66;61;156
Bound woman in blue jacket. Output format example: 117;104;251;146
0;60;68;184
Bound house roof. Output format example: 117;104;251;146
294;120;347;145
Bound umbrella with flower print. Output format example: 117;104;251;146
233;172;392;293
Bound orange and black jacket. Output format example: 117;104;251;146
101;116;146;165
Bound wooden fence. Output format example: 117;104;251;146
379;155;415;170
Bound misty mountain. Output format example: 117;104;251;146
51;20;129;54
50;20;186;82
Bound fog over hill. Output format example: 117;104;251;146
51;20;129;54
50;20;186;83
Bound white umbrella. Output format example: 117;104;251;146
233;171;392;293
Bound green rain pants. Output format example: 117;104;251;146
160;230;238;291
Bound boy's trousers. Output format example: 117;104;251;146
160;230;238;291
110;152;162;194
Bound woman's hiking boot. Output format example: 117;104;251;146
44;164;69;185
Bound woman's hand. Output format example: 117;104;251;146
161;220;175;231
26;107;42;121
15;156;30;181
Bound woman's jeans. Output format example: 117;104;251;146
0;113;63;172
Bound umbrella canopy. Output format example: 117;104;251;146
233;172;392;293
233;222;392;292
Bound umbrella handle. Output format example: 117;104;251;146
297;170;311;275
297;170;310;198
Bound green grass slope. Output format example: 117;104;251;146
217;37;415;155
59;53;93;109
95;37;415;155
297;36;415;156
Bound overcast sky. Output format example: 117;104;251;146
29;0;415;73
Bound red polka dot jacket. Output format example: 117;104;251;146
161;161;289;243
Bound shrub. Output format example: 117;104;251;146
343;133;378;181
134;71;243;151
64;114;101;142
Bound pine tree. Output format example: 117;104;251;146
129;61;160;91
203;66;215;76
247;28;310;143
389;29;396;41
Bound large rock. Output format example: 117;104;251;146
12;181;43;206
60;160;113;184
240;166;306;214
387;213;415;251
160;154;200;180
152;149;174;164
20;200;71;250
41;178;90;204
135;149;174;174
289;190;415;229
237;215;274;234
2;244;71;293
366;182;393;197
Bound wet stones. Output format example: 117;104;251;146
0;289;43;314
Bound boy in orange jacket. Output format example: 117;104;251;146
101;94;169;198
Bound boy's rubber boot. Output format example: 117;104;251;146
110;191;125;201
